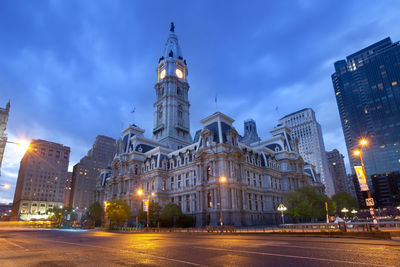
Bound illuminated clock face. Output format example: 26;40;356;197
175;68;183;79
160;69;166;79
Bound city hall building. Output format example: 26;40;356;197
96;24;322;226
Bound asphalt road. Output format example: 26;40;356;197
0;230;399;266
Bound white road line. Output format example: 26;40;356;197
52;240;201;266
239;241;400;256
194;246;396;267
2;238;30;251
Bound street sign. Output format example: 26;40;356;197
143;200;149;212
365;198;374;207
354;166;369;191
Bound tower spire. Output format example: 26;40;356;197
152;24;192;150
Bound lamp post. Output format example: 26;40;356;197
341;207;349;220
0;140;30;176
277;204;287;225
351;209;357;220
138;189;154;229
218;176;226;232
136;189;143;229
353;138;379;230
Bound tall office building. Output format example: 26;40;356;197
332;37;400;182
11;139;70;220
0;101;10;175
63;171;73;206
326;149;348;194
70;135;116;209
371;172;400;207
279;108;335;196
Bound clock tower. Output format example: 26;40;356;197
153;23;192;150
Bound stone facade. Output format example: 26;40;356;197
326;149;347;194
0;101;10;175
69;135;116;209
12;139;70;220
95;25;322;226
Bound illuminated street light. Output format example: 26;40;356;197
1;184;10;189
137;190;155;229
360;139;368;146
341;207;349;219
351;209;357;215
7;140;31;152
277;204;287;225
353;138;379;230
218;176;226;231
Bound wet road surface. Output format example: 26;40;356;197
0;229;399;266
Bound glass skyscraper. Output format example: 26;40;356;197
332;37;400;184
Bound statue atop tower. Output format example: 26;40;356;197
153;24;192;150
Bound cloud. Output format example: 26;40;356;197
1;0;400;204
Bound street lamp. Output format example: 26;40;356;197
136;189;143;229
351;209;358;221
1;184;10;189
138;189;155;229
218;176;226;231
353;138;379;230
277;204;287;225
341;207;349;219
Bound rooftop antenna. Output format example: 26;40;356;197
215;94;218;112
131;107;136;125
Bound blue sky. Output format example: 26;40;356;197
1;0;400;203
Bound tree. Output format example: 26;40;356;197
138;200;162;226
48;206;76;228
105;199;131;229
286;186;335;222
86;202;104;227
331;191;358;215
160;203;182;227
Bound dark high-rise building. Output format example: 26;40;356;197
70;135;116;209
326;149;347;194
371;172;400;207
11;139;70;220
332;37;400;183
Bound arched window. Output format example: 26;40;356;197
178;105;183;119
207;166;211;181
158;105;163;122
177;87;181;95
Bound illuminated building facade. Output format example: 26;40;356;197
278;108;335;196
11;139;70;220
332;37;400;182
96;24;322;226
